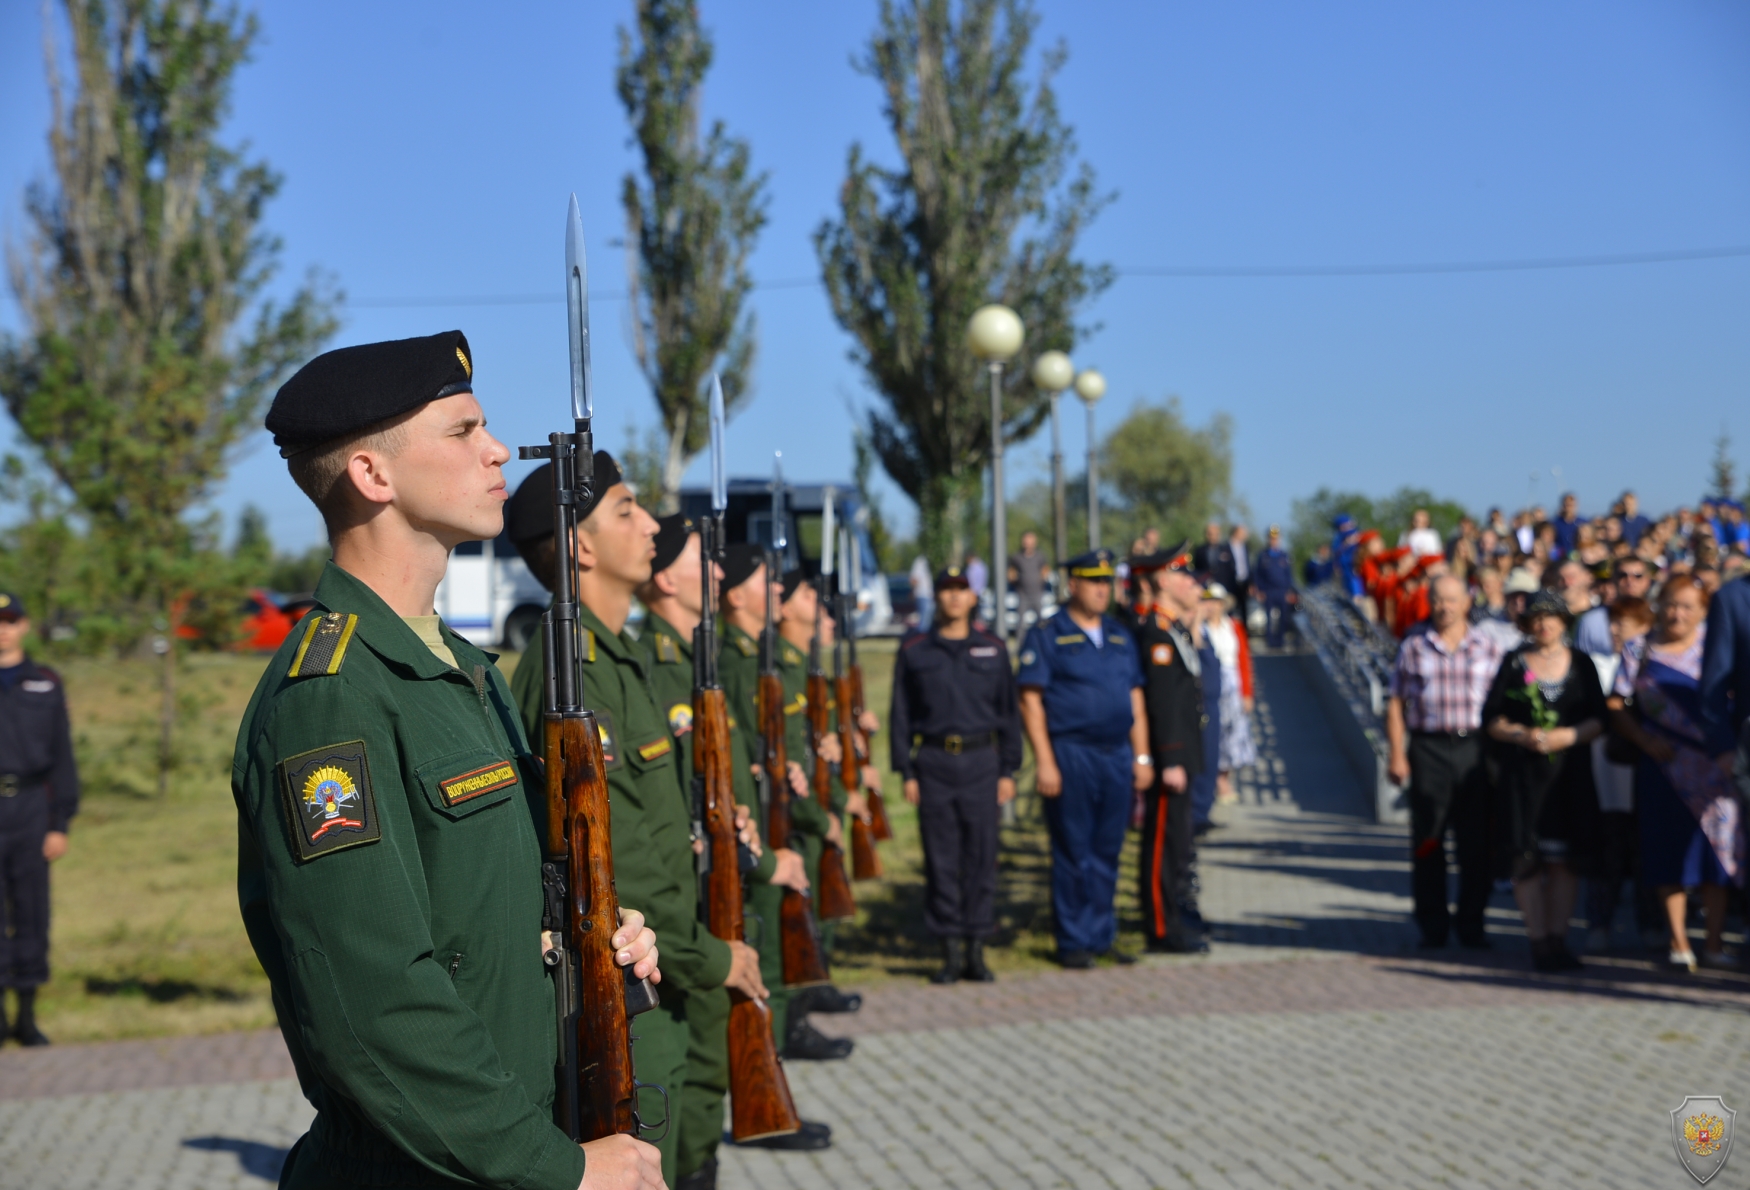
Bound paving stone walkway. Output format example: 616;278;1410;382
4;653;1746;1189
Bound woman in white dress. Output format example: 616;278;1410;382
1201;584;1257;802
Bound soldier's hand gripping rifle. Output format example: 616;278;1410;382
830;522;881;879
806;511;857;921
694;377;803;1142
759;455;830;987
838;522;893;842
522;195;660;1143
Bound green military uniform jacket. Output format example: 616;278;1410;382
509;605;732;994
719;624;829;841
638;612;775;886
232;563;585;1190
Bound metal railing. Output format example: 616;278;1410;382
1295;584;1408;822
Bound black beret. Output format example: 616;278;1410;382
505;453;624;544
269;330;474;455
720;542;765;592
779;568;808;603
651;514;695;576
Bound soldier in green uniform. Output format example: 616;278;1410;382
232;331;663;1190
635;517;829;1178
773;573;843;941
505;465;768;1189
716;548;853;1061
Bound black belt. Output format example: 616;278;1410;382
914;732;998;755
1410;729;1475;740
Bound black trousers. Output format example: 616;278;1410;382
1407;732;1491;944
914;745;1001;938
1138;788;1196;946
0;816;51;988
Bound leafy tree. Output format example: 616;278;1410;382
815;0;1111;566
0;0;337;794
1099;398;1233;551
1286;485;1469;569
618;0;768;512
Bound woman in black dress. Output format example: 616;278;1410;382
1483;589;1607;971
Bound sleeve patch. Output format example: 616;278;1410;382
288;612;359;678
438;761;519;807
279;741;381;862
636;737;673;762
593;707;621;770
667;702;694;736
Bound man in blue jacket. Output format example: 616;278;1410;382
1017;550;1153;968
1254;526;1298;649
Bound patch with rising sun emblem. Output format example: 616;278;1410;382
667;701;694;737
278;741;380;862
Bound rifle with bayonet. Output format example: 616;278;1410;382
693;378;803;1142
758;455;830;988
832;524;881;879
837;522;892;843
522;195;660;1143
805;507;857;920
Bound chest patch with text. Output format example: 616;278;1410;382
438;761;519;807
970;646;1001;658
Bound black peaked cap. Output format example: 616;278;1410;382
269;331;474;454
505;453;624;544
720;542;765;591
651;514;695;575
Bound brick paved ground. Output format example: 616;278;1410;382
4;653;1745;1189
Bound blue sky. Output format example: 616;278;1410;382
2;0;1747;554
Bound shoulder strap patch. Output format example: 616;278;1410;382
656;634;681;664
289;612;359;678
734;635;757;656
579;628;597;664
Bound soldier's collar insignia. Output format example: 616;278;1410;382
279;741;380;862
438;760;518;808
667;702;694;736
289;612;359;678
456;345;471;377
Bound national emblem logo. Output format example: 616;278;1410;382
668;702;694;736
278;741;380;862
1671;1095;1736;1184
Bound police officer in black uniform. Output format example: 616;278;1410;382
0;592;80;1046
889;566;1023;983
1129;547;1209;953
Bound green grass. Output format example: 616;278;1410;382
38;636;1145;1042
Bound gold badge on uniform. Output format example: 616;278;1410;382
667;702;694;736
279;741;380;862
1152;643;1174;666
438;760;518;808
456;345;471;377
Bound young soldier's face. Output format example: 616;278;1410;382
376;393;510;546
577;483;659;588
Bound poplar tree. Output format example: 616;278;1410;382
618;0;768;511
0;0;336;794
815;0;1111;564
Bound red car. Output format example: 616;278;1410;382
176;588;314;651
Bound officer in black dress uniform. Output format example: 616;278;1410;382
0;592;80;1046
1129;546;1210;953
889;566;1023;983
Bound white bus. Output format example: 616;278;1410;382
434;531;551;650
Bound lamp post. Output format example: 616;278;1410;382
1074;368;1106;548
1031;350;1074;598
967;303;1024;639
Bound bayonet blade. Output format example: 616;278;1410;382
709;374;727;514
565;194;592;422
771;452;787;553
821;488;836;577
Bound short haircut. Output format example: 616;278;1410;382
287;416;412;535
1607;596;1653;627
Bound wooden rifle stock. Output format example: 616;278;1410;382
759;671;829;987
696;688;802;1141
543;709;655;1141
836;673;881;879
848;665;893;840
806;671;857;920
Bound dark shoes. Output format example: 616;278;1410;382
783;1017;853;1061
1057;949;1095;969
1529;938;1584;973
738;1120;833;1151
4;989;47;1047
963;939;995;982
796;984;862;1014
1100;948;1138;966
931;939;966;985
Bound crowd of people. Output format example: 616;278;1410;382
1345;489;1750;973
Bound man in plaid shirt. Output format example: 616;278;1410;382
1385;575;1505;948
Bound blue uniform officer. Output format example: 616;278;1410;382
1254;525;1298;649
1017;550;1153;968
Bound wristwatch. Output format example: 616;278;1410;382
1135;754;1152;766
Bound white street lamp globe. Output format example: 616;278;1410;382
1074;368;1106;403
1032;350;1074;392
966;304;1024;362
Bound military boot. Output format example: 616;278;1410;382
963;938;995;982
931;938;965;985
11;988;48;1047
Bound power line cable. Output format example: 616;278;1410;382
348;243;1750;309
